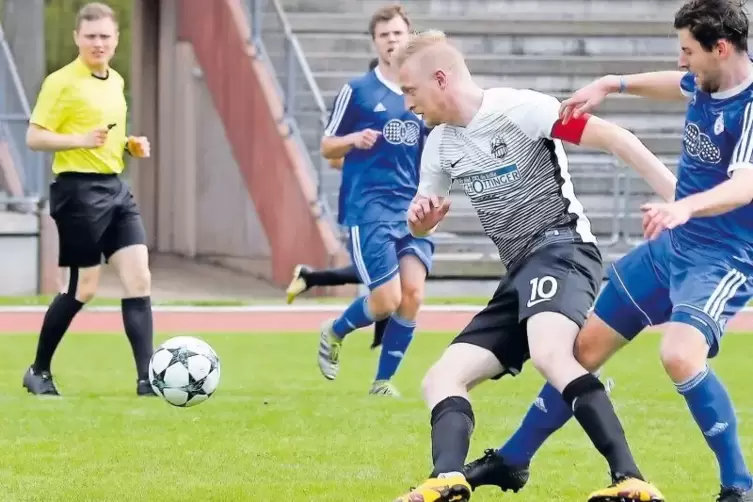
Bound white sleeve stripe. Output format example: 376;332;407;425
324;84;352;136
740;102;753;162
732;102;753;164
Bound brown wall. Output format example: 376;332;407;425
130;0;349;289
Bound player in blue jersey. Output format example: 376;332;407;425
316;4;433;397
286;57;390;350
464;1;753;501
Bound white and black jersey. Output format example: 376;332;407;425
418;87;596;270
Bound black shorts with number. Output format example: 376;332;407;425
49;172;147;268
451;234;603;379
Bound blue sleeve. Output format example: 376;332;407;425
680;72;696;97
324;83;358;137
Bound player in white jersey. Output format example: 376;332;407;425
389;30;676;502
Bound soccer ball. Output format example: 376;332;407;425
149;336;221;407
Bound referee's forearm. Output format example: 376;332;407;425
26;127;83;152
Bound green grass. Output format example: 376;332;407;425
0;330;751;501
0;295;492;307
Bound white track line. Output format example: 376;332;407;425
0;305;751;314
0;305;483;313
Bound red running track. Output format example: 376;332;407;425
1;308;753;334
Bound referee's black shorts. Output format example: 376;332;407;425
49;172;147;268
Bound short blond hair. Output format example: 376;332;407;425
393;29;449;68
75;2;118;30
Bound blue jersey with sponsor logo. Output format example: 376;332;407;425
324;68;424;226
677;72;753;260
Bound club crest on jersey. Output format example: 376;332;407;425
458;164;520;196
683;122;721;164
714;113;724;135
383;119;421;146
490;134;507;159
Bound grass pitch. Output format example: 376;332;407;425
0;330;750;501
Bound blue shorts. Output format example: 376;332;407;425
348;220;434;290
594;230;753;357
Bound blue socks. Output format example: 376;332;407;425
677;365;752;491
375;314;415;381
331;298;416;383
498;381;574;466
332;296;374;339
496;363;753;492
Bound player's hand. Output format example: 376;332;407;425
640;201;691;240
559;77;610;124
79;127;110;149
127;136;151;158
351;129;381;150
408;195;451;233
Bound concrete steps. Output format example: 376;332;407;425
286;14;686;57
273;0;687;280
280;0;684;18
288;52;677;76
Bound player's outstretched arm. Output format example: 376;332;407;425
641;169;753;239
567;116;677;202
675;166;753;217
560;71;687;123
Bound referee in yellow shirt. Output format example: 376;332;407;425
23;2;155;397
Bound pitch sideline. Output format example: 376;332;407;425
0;304;752;314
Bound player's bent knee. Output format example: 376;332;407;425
573;315;627;372
369;276;402;316
421;360;464;408
399;281;424;317
659;325;710;382
421;343;503;407
527;312;579;375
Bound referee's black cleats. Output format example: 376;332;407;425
23;366;60;396
24;366;157;397
463;449;529;493
137;379;158;397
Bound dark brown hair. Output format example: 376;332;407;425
368;4;411;39
674;0;748;52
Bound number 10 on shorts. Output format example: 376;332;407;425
528;276;558;307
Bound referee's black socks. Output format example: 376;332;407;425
562;373;643;481
121;296;154;381
32;293;84;373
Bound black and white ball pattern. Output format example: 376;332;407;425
149;336;221;407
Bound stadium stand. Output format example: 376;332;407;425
262;0;688;278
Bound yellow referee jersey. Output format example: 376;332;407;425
30;57;128;175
